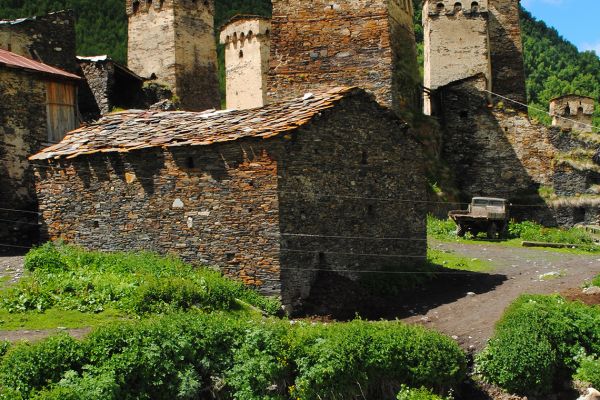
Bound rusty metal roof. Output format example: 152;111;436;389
0;49;81;80
31;87;368;161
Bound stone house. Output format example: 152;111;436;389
549;95;596;133
0;48;80;249
30;87;426;310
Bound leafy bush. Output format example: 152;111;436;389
508;220;595;247
397;385;450;400
575;355;600;388
3;243;280;316
476;295;600;396
427;215;458;240
1;315;466;400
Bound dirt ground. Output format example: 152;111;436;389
1;242;599;351
404;240;600;351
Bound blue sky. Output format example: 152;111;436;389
520;0;600;54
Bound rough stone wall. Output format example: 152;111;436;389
488;0;527;104
278;94;427;308
220;18;271;110
438;75;552;199
78;61;114;117
0;11;77;73
549;95;595;133
127;0;177;88
0;69;48;248
33;93;427;309
35;142;283;295
423;0;491;113
268;0;420;118
127;0;220;111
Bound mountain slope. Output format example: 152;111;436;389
0;0;597;128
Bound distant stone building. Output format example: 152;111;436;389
30;87;426;310
126;0;220;111
549;95;595;133
219;16;271;110
0;49;80;249
268;0;421;119
0;10;77;74
77;56;144;120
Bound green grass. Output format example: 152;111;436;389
427;248;492;273
427;215;600;254
0;308;125;331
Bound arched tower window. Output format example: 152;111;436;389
436;2;445;12
132;0;140;13
239;50;244;58
578;106;584;114
454;2;462;12
565;105;571;116
471;1;479;12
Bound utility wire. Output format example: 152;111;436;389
482;89;599;133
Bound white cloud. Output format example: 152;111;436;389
581;41;600;54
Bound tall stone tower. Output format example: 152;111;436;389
423;0;492;113
126;0;220;111
268;0;421;119
488;0;527;104
219;16;271;110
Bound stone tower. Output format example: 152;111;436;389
268;0;420;119
126;0;220;111
423;0;492;113
549;95;595;133
219;16;271;110
488;0;527;104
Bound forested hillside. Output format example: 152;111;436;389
0;0;597;127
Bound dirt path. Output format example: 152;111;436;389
404;241;600;351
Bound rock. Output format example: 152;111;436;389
467;292;476;297
539;271;561;280
583;286;600;295
149;99;178;111
577;388;600;400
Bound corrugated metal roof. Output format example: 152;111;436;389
0;49;81;80
30;87;375;161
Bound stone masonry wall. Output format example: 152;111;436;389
35;142;282;295
0;69;48;248
488;0;527;104
220;17;271;110
423;0;491;113
278;94;427;308
78;60;113;117
0;11;77;73
34;92;427;308
268;0;420;118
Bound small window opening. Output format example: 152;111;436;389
239;50;244;58
454;2;462;11
159;0;164;7
330;4;334;9
147;0;152;6
240;32;245;41
565;105;571;115
248;180;254;187
436;2;445;11
367;204;375;216
132;0;140;13
361;150;368;165
247;30;253;40
578;106;584;114
226;252;235;261
204;0;209;6
317;252;326;265
471;1;479;12
265;29;270;37
460;110;468;119
574;207;586;224
93;221;99;228
186;157;195;169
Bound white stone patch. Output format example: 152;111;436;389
172;198;184;209
198;211;211;217
187;217;194;228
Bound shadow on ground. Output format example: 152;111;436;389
298;268;508;320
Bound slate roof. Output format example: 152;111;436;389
0;49;81;80
31;87;364;161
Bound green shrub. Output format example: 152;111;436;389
427;215;457;240
397;385;450;400
2;243;281;316
508;220;595;246
476;295;600;396
0;334;85;399
0;341;10;358
575;355;600;388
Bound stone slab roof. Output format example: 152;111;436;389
0;48;80;80
31;87;366;161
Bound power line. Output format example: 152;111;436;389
0;218;39;226
482;89;599;132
